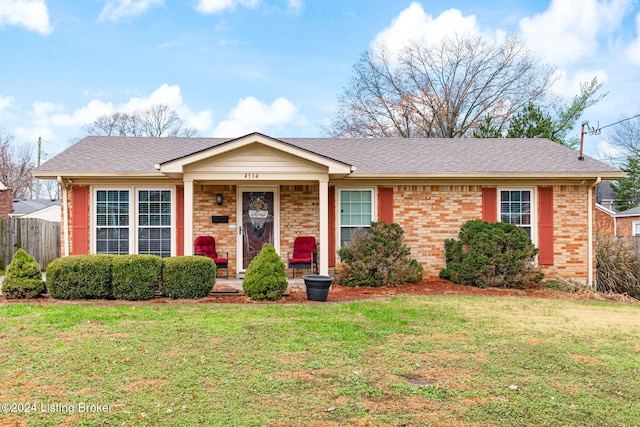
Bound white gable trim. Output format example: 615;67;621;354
158;133;354;176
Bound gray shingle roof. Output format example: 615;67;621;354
34;134;623;178
10;198;60;215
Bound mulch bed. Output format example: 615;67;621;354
1;279;637;305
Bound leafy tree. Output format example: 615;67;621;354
83;104;198;137
610;156;640;211
326;33;554;138
474;77;606;148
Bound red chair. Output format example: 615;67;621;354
194;236;229;279
287;236;317;279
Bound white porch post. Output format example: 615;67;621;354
319;178;329;275
184;179;194;256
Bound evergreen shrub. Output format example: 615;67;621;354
162;256;216;299
46;255;114;299
112;255;163;300
242;243;288;301
439;219;543;288
337;221;423;287
1;249;45;299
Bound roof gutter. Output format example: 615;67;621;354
57;176;70;257
588;177;601;288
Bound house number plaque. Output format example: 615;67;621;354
244;173;259;179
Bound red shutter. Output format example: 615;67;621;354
538;187;554;265
482;188;497;223
176;186;184;256
71;187;89;255
328;186;336;267
378;187;394;223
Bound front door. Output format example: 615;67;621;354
238;187;279;273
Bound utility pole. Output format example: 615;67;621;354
35;137;42;198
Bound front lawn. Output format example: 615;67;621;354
0;297;639;426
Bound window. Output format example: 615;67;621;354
138;190;172;257
94;188;172;257
95;190;130;254
500;189;532;238
339;189;373;246
633;221;640;236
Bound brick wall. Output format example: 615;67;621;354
280;184;320;258
595;208;615;235
391;184;592;282
193;184;237;274
0;189;13;218
614;216;637;237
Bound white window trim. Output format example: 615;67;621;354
136;188;174;257
92;188;133;255
91;186;176;256
337;187;376;252
633;221;640;236
497;187;537;246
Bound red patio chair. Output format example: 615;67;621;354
194;236;229;279
287;236;317;279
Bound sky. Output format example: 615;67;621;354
1;0;640;163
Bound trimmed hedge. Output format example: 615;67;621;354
337;221;423;287
242;243;288;301
1;249;46;299
112;255;163;300
439;219;543;288
162;256;216;299
46;255;114;300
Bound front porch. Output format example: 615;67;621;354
211;277;310;296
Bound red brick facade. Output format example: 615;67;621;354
59;181;595;282
0;189;13;218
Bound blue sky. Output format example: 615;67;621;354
1;0;639;162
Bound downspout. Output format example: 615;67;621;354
588;177;601;288
57;176;70;257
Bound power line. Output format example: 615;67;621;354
587;114;640;135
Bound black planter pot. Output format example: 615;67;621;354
303;275;334;302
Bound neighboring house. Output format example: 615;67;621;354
0;181;13;218
594;180;640;237
8;199;61;222
32;133;624;285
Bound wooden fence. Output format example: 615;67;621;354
0;218;60;270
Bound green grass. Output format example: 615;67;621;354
0;297;639;426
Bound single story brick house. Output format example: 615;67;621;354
32;132;623;285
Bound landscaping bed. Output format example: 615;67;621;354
1;278;637;305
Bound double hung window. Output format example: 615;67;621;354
339;189;373;246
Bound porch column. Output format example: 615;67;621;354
184;179;194;256
319;178;329;275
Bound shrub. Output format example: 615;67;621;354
337;221;423;287
242;243;288;300
1;249;45;299
439;219;543;288
162;256;216;299
596;235;640;298
46;255;114;299
112;255;163;300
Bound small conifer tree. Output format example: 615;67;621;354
2;249;45;299
242;243;288;301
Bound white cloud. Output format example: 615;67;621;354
519;0;632;65
19;84;213;149
0;95;15;118
625;12;640;64
99;0;164;23
213;96;301;137
0;0;52;35
195;0;260;14
372;2;480;52
287;0;302;14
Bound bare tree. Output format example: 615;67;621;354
325;33;555;138
0;129;34;198
83;104;198;137
608;115;640;159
